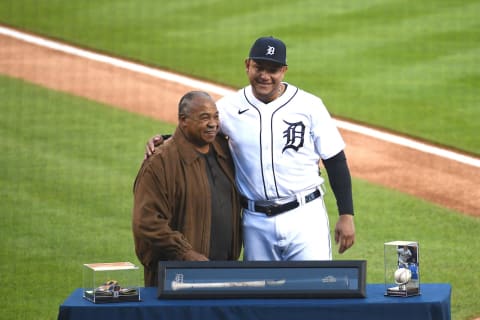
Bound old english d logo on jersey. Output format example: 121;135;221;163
282;120;305;152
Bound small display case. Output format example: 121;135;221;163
83;262;141;303
384;241;420;297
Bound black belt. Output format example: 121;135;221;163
240;189;321;217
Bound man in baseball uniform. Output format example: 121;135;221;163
397;245;413;268
146;36;355;261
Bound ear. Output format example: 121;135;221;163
179;114;187;127
245;59;250;72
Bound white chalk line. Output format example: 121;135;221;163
1;25;479;168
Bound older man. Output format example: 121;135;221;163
132;91;242;286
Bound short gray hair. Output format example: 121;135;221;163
178;91;212;117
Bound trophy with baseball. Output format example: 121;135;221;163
384;241;420;297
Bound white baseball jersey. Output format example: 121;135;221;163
217;82;345;201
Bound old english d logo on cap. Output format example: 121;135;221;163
266;45;276;56
249;36;287;66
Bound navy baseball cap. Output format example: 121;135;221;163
248;36;287;66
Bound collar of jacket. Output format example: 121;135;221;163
172;127;230;165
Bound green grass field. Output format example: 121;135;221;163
0;1;479;319
1;77;479;320
0;76;171;319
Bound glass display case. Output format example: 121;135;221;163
384;241;420;297
83;262;141;303
158;260;366;299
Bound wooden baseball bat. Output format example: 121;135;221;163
171;279;285;291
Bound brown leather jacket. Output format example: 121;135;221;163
132;127;242;286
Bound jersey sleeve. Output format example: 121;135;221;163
309;95;345;160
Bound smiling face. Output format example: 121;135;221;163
179;93;219;153
245;59;288;103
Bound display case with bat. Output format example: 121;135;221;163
157;260;366;299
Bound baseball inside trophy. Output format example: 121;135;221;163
384;241;420;297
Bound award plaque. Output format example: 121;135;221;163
384;241;420;297
157;260;366;299
82;262;141;303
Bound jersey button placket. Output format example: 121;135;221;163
260;115;276;199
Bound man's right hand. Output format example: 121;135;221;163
181;249;209;261
144;134;164;160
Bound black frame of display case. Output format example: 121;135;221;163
157;260;366;299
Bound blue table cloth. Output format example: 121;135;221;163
58;283;451;320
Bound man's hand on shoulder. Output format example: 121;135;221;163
144;134;167;160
